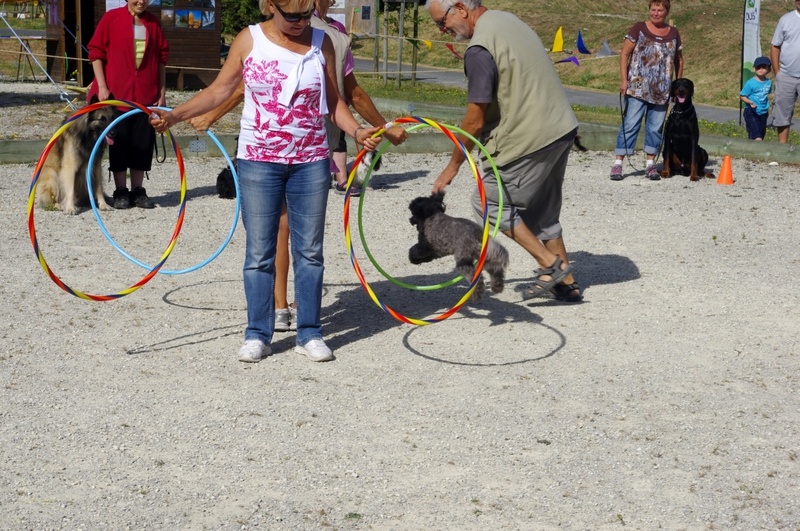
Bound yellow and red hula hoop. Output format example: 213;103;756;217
27;99;187;301
343;116;489;326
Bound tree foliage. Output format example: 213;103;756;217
220;0;264;37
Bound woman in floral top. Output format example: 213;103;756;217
151;0;382;363
609;0;683;181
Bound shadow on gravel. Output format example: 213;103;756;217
126;323;244;355
161;278;245;312
400;319;564;367
318;275;555;363
566;250;640;289
126;251;639;357
368;169;430;189
131;279;330;356
511;250;640;304
0;91;65;107
125;279;247;355
151;184;219;205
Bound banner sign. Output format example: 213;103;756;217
742;0;762;87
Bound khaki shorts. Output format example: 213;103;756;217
771;71;800;128
471;129;575;241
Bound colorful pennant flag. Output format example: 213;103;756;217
577;30;591;54
550;26;564;53
555;56;580;66
445;43;464;60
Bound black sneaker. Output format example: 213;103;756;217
113;188;131;209
131;187;155;209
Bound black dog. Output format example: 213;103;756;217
660;78;714;181
216;137;238;199
216;160;237;199
408;191;509;302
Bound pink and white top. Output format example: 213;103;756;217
238;25;330;164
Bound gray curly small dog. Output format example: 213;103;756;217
408;191;509;302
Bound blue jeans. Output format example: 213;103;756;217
237;158;330;346
615;96;668;156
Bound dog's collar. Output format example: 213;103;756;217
670;106;695;115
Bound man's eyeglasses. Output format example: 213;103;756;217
434;5;454;30
273;2;314;22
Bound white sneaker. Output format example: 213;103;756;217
289;305;297;331
238;339;270;363
274;308;291;332
295;338;334;362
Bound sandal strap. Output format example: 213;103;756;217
522;259;574;300
552;282;580;294
533;257;572;285
533;256;563;277
529;276;555;290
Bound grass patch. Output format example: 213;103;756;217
0;16;47;81
358;81;800;143
357;76;467;107
0;16;45;31
572;104;620;126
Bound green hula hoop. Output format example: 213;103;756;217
357;122;504;291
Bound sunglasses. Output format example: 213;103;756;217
434;5;454;30
273;2;314;22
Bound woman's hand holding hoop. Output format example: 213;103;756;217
149;109;172;133
355;125;383;151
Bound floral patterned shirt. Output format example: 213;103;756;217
238;25;330;164
624;21;682;105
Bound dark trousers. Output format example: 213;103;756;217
108;112;156;172
743;106;768;140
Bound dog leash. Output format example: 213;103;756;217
618;93;670;174
617;93;641;172
654;101;670;167
153;133;167;164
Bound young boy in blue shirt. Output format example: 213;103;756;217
740;56;773;141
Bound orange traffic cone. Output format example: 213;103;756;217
717;155;734;185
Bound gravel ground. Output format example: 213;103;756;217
2;81;800;529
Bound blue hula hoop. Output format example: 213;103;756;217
87;107;241;275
